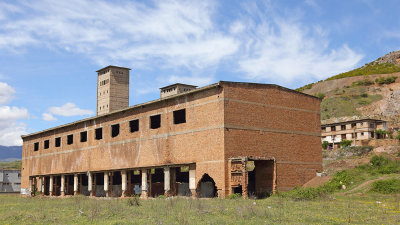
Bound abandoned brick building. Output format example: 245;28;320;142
21;65;322;198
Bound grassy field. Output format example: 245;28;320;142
0;161;21;169
0;194;399;224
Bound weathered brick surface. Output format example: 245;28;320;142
22;82;322;197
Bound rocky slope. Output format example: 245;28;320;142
298;51;400;127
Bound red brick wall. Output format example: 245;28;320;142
222;83;322;192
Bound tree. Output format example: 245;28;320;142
322;141;329;150
340;140;352;148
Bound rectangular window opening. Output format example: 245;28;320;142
130;119;139;133
34;142;39;151
111;124;120;138
67;134;73;145
173;109;186;124
80;131;87;142
55;137;61;147
341;125;346;130
44;140;49;149
150;114;161;129
95;128;103;140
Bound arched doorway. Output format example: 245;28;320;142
197;174;217;198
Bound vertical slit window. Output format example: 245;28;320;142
95;128;103;140
130;119;139;133
44;140;49;149
80;131;87;142
55;137;61;147
67;134;73;145
111;124;120;138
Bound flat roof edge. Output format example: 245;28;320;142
22;82;221;139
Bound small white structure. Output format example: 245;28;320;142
0;169;21;193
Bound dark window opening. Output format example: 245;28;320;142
80;131;87;142
34;142;39;151
112;171;122;185
331;126;336;131
55;137;61;147
173;109;186;124
130;119;139;132
95;128;103;140
67;134;73;145
111;124;120;138
341;125;346;130
351;123;356;128
44;140;49;149
150;114;161;129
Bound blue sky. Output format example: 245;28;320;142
0;0;399;146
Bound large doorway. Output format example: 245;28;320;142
197;174;217;198
247;160;274;198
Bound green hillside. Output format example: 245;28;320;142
327;63;400;81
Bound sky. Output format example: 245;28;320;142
0;0;399;146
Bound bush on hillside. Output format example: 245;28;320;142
352;79;374;87
322;141;329;150
340;140;352;148
327;63;400;81
375;76;398;85
314;93;325;100
371;179;400;194
348;146;373;156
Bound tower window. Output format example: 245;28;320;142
34;142;39;151
55;137;61;147
67;134;73;145
150;114;161;129
44;140;50;149
95;128;103;140
80;131;87;142
111;124;120;138
173;109;186;124
130;119;139;132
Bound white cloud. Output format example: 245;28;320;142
42;113;57;121
0;81;29;146
0;0;238;71
234;4;363;85
46;102;93;117
0;122;27;146
0;82;15;104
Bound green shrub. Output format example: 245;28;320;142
314;93;325;100
327;63;400;81
375;76;398;85
361;93;369;98
396;133;400;140
340;140;352;148
371;179;400;194
352;79;374;87
348;146;373;156
295;83;314;92
322;141;329;150
228;193;242;199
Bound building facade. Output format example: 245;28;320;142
321;119;388;149
21;66;322;198
0;169;21;193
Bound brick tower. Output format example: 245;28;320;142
96;66;131;116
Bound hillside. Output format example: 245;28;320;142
0;145;22;161
297;51;400;126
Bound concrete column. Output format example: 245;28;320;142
88;172;93;197
74;174;78;195
38;176;43;195
189;165;196;197
28;177;33;196
49;176;54;196
164;167;171;196
121;170;127;197
61;175;65;196
140;170;148;198
104;172;109;197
